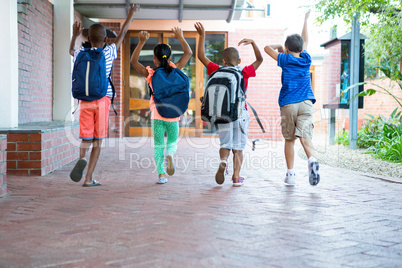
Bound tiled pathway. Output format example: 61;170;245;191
0;137;401;267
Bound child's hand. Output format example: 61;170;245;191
128;4;140;19
138;31;150;42
171;27;184;40
305;10;311;21
238;38;254;46
194;22;205;37
72;21;82;37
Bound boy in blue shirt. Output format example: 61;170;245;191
264;11;320;186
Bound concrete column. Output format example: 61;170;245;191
0;0;18;128
53;0;74;121
349;14;360;149
328;109;336;145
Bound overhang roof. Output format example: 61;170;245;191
320;32;368;48
74;0;249;23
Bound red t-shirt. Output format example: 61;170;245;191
206;62;256;109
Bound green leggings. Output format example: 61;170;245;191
151;119;179;175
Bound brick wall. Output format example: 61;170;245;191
5;124;80;176
18;0;53;124
0;135;7;197
359;78;402;120
228;29;284;140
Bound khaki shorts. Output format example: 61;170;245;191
280;100;314;140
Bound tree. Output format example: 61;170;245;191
315;0;402;81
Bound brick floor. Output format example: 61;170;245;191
0;137;401;267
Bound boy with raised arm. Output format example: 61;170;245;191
264;11;320;186
194;22;263;187
69;4;140;186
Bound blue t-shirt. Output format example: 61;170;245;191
277;50;316;107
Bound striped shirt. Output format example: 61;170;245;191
73;43;118;98
277;50;316;107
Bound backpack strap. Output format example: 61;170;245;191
108;73;117;115
102;43;117;115
247;102;265;133
72;100;80;114
238;102;265;151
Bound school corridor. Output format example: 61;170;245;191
0;137;401;267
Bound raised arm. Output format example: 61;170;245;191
69;21;82;56
264;45;279;61
171;27;192;70
302;10;310;51
114;4;140;50
194;22;211;67
130;31;150;77
238;39;263;71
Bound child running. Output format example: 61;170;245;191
194;22;263;186
69;4;139;187
130;28;192;184
264;11;320;186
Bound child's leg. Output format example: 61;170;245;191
151;119;166;176
284;139;296;169
80;140;92;158
299;137;314;159
165;121;179;176
219;148;230;162
232;149;243;179
215;122;233;185
165;121;179;156
84;139;103;184
231;109;249;183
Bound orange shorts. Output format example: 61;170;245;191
79;96;111;140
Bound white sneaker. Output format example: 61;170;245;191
284;173;296;186
157;177;168;184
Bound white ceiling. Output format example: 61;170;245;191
74;0;248;22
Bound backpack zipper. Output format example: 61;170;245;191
85;61;90;96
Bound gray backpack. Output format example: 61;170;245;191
201;66;245;124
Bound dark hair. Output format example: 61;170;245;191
154;43;173;73
88;23;106;44
222;47;240;63
285;34;304;53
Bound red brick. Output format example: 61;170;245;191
29;152;42;160
30;169;43;176
7;134;29;142
18;160;42;169
29;134;42;142
7;143;16;151
8;152;29;160
17;142;42;151
8;170;29;176
7;160;16;169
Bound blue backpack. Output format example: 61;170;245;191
72;47;109;101
151;67;190;118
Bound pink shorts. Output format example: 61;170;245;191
79;96;111;140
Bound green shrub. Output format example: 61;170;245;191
335;130;350;146
357;108;402;163
335;108;402;163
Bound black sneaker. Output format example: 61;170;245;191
309;161;320;186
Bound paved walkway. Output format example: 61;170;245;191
0;137;401;267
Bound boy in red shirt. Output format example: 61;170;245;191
194;22;263;186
